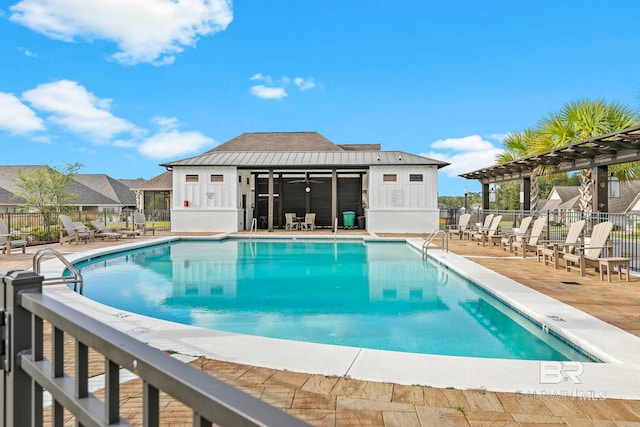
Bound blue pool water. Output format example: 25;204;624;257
72;239;591;361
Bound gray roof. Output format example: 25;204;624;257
610;180;640;213
73;174;137;206
131;171;173;190
0;165;140;207
161;151;448;169
207;132;343;153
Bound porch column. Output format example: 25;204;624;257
482;182;490;210
331;169;338;228
593;165;609;212
520;177;531;211
268;169;274;231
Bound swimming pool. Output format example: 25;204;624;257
72;239;590;361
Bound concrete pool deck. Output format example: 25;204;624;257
3;231;640;425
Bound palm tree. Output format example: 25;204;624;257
497;128;543;210
538;99;639;213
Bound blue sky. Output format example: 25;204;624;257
1;1;639;196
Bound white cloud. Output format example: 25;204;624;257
138;130;213;159
249;73;272;84
294;77;315;91
423;135;502;177
9;0;233;65
0;92;46;135
21;79;138;142
250;85;287;99
153;116;179;131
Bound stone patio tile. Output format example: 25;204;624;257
576;400;640;422
392;384;424;405
335;410;384;426
620;400;640;418
288;409;336;427
261;386;296;409
302;375;340;395
265;369;311;388
614;422;640;427
543;399;591;418
562;418;617;427
511;413;566;424
423;388;472;412
361;381;393;402
497;392;555;416
336;396;414;412
199;358;251;381
415;406;470;426
463;390;505;412
382;410;421;427
331;378;366;398
237;366;277;385
464;411;514;423
292;389;337;410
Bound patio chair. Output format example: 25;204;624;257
499;216;533;252
134;212;156;235
90;220;126;240
563;221;615;276
511;216;546;258
0;218;27;255
59;215;93;244
536;219;585;269
463;213;494;240
300;213;316;231
472;215;502;247
284;212;298;231
448;213;471;239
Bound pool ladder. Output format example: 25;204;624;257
33;248;84;293
249;217;257;241
422;230;448;259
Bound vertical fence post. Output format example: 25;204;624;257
1;270;44;427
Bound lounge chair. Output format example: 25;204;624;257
0;218;27;255
134;212;156;235
536;220;585;269
463;214;494;240
512;217;546;258
499;216;533;252
284;212;298;231
90;220;126;240
300;213;316;231
448;213;471;239
472;215;502;247
563;221;615;276
59;215;93;244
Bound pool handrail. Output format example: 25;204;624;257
249;217;257;241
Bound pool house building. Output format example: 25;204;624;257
161;132;448;233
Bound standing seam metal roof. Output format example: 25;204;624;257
161;151;448;168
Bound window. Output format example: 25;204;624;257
383;174;397;182
210;174;224;182
186;174;199;183
409;174;423;182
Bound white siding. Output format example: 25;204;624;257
366;165;439;233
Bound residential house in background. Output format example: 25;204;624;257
130;171;172;212
161;131;449;233
0;165;144;213
539;181;640;218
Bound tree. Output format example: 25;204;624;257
13;162;83;214
538;99;639;213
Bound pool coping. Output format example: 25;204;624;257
39;235;640;400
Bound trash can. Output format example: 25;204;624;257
343;211;355;229
357;215;365;229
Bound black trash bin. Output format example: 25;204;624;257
357;215;365;229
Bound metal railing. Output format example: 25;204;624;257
32;248;84;293
0;270;310;426
0;209;171;245
422;230;448;259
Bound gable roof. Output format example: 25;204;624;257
131;171;173;190
73;174;137;206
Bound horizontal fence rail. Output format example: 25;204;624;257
441;208;640;272
1;270;310;427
